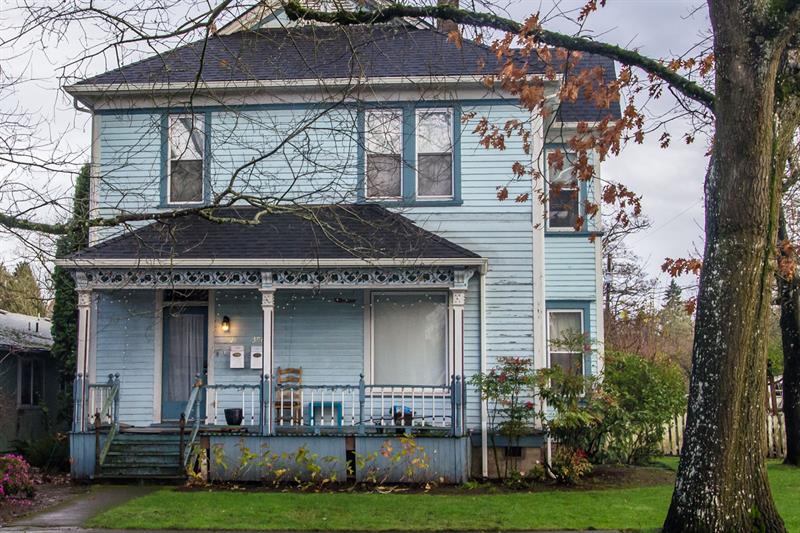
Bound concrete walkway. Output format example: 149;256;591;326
6;485;156;531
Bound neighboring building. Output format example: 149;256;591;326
0;310;58;451
59;1;618;481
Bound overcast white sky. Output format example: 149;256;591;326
0;0;710;303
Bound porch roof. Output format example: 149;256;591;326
62;204;481;267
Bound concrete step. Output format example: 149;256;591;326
109;443;181;454
94;473;185;484
99;464;184;478
104;453;181;466
115;434;182;442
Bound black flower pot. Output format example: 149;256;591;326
224;408;243;426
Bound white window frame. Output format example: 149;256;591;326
167;114;205;205
546;309;585;374
364;109;404;200
415;108;454;200
365;290;450;390
17;356;44;408
545;151;582;232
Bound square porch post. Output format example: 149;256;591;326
449;282;467;437
75;284;93;433
260;272;275;435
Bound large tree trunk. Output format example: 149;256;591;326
781;210;800;465
663;2;787;531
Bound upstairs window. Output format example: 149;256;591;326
365;109;403;199
548;153;581;230
416;109;453;198
168;115;205;204
18;358;43;407
548;310;584;375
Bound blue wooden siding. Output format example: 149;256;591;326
95;290;156;426
273;290;364;386
210;108;359;204
206;435;468;483
401;105;536;428
544;236;597;300
92;101;601;432
211;290;263;421
96;113;162;242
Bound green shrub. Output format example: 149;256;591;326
469;357;537;480
534;367;614;459
601;352;686;464
549;447;593;484
13;433;70;473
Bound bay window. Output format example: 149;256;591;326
547;310;584;375
371;292;448;385
168;114;205;204
416;109;453;198
365;109;403;199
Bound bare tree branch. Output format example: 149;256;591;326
284;1;717;110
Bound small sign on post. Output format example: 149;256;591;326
250;345;263;369
229;345;245;369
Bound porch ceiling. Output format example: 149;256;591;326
60;204;481;267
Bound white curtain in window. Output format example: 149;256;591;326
166;313;205;401
365;110;403;198
372;293;447;385
549;311;582;344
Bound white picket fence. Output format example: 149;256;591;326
661;412;787;458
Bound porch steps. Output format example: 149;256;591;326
96;432;185;482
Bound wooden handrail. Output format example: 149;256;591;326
182;377;204;469
97;374;121;466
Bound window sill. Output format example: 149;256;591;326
160;201;207;209
544;230;603;237
360;199;463;208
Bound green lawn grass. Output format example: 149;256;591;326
87;460;800;532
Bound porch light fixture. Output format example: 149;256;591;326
221;315;231;332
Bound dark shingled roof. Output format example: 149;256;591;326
75;25;621;121
69;204;480;262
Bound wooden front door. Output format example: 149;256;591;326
162;307;207;421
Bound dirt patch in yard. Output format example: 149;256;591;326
571;463;676;490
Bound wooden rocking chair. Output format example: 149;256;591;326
274;367;303;426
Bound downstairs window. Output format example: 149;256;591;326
371;292;448;385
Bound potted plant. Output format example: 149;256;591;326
224;408;243;426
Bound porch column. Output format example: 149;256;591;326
450;270;470;437
75;279;92;432
260;272;275;435
449;288;466;379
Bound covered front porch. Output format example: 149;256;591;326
69;268;475;482
74;272;472;435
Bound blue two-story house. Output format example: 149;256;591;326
59;2;618;482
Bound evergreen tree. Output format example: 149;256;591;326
658;280;694;375
0;262;45;316
662;279;683;313
51;164;90;384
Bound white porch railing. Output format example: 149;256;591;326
73;373;120;433
74;373;465;437
268;375;464;435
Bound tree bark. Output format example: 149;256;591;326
780;210;800;465
663;2;789;531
